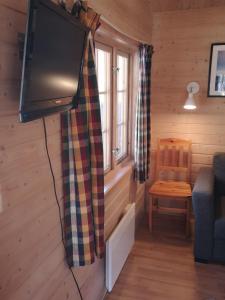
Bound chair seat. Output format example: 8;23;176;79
149;180;192;198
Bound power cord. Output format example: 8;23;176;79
42;117;83;300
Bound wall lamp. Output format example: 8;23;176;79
183;82;199;110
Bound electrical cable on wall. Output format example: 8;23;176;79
42;118;83;300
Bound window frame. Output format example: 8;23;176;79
95;23;137;178
95;42;113;174
114;50;130;164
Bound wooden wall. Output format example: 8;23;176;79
88;0;152;44
150;6;225;184
151;0;225;12
0;1;147;299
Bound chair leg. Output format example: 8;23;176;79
149;196;153;233
186;197;190;237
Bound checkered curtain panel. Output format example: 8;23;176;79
61;30;104;266
134;44;153;183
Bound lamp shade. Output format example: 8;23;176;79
183;92;197;110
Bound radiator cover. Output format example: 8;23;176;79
105;203;135;292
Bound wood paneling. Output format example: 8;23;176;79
0;1;146;299
150;0;225;12
105;222;225;300
88;0;152;44
150;6;225;184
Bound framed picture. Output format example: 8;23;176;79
208;43;225;97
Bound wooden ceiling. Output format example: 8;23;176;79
149;0;225;12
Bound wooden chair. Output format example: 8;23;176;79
149;138;192;237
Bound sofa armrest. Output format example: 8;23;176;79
192;167;215;261
193;167;214;196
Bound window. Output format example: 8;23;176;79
116;53;129;161
96;43;131;173
96;46;112;172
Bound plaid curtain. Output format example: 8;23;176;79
61;11;104;267
134;44;153;183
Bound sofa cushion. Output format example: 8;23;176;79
213;240;225;263
215;196;225;240
213;153;225;196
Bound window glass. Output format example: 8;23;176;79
116;54;129;161
96;44;130;172
96;47;111;171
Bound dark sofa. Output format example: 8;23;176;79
192;153;225;263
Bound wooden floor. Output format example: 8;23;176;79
105;216;225;300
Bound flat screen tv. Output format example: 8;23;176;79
19;0;88;122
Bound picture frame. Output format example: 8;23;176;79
208;43;225;97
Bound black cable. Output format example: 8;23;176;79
42;117;83;300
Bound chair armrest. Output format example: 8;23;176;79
192;167;215;261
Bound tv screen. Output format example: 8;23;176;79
19;0;88;122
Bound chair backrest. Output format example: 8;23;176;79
155;138;192;182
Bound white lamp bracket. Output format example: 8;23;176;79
186;82;199;94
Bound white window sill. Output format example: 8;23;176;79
104;160;134;196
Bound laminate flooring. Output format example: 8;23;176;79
105;215;225;300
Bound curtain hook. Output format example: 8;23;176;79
71;0;87;18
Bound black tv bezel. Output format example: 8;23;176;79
19;0;89;123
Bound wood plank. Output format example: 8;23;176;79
0;1;148;299
0;5;26;45
151;0;225;12
159;165;188;172
105;223;225;300
89;0;152;44
149;181;192;197
149;4;225;215
153;206;187;215
0;1;27;13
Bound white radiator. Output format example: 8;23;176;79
105;203;135;292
